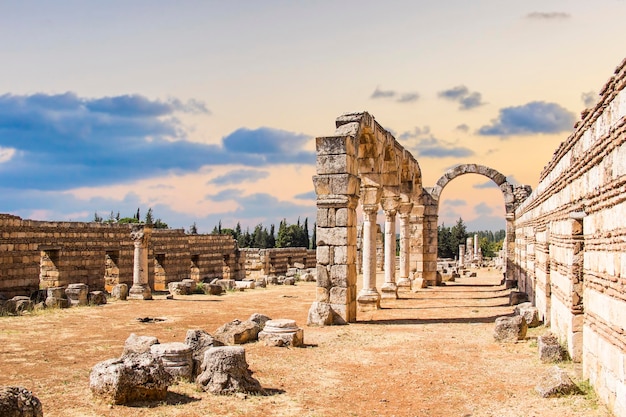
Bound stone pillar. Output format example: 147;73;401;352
397;203;413;290
504;213;516;286
458;244;465;268
474;233;479;261
380;205;398;299
308;132;360;326
357;204;381;310
128;224;153;300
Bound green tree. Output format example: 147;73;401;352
189;222;198;234
450;218;468;258
145;208;154;224
93;211;103;223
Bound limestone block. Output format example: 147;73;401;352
258;319;304;347
235;281;255;290
316;227;348;246
196;346;264;395
123;333;160;355
45;286;69;309
535;366;582;398
213;319;260;345
111;284;128;300
307;302;334;326
241;314;270;334
89;291;107;305
181;279;197;293
168;281;189;296
0;386;43;417
90;352;172;405
184;329;224;378
150;342;193;382
302;272;315;282
493;315;528;342
4;296;33;315
254;277;267;288
66;283;89;306
207;284;224;295
509;291;529;305
538;333;566;363
215;279;235;291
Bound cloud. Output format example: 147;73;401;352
295;191;316;200
399;126;474;158
474;180;499;189
438;85;485;110
207;169;270;186
474;202;493;215
370;87;396;99
525;12;571;20
477;101;576;137
456;124;470;132
0;92;314;190
581;91;598;107
446;199;467;207
0;146;16;163
397;93;419;103
370;87;419;104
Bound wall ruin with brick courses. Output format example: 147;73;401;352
240;247;316;279
0;214;241;296
513;58;626;417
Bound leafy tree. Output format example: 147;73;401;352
145;208;154;224
153;218;168;229
189;222;198;234
93;212;103;223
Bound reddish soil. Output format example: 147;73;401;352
0;268;611;417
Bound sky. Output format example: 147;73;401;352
0;0;625;234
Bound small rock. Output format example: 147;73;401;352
123;333;159;355
89;291;107;305
213;319;260;345
111;284;128;301
283;277;295;286
0;386;43;417
538;333;566;363
535;366;582;398
249;313;271;330
207;284;224;295
493;315;527;342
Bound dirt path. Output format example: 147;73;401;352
0;268;611;416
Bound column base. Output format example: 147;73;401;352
357;289;380;311
380;282;398;299
396;278;412;290
128;284;153;300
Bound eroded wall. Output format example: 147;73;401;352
514;58;626;416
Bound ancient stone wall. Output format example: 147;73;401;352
513;58;626;417
0;215;283;297
240;247;315;279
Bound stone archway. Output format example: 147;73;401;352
424;164;531;285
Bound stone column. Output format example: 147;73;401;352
458;244;465;268
380;206;398;299
357;204;381;310
504;213;516;286
474;233;479;261
396;203;413;290
128;224;153;300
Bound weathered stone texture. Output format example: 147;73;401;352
0;386;43;417
513;57;626;417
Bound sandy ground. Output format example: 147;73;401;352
0;268;612;417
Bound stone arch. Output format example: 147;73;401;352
430;164;515;214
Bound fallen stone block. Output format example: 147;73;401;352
181;279;197;293
516;305;541;328
0;386;43;417
293;262;305;269
283;277;295;286
184;329;224;378
5;296;34;315
207;284;224;295
214;319;260;345
168;281;190;296
235;281;255;290
123;333;159;355
89;291;107;305
111;284;128;301
255;277;267;288
150;342;193;382
215;279;236;291
196;346;264;395
535;366;582;398
66;283;89;306
45;287;69;309
538;333;566;363
258;319;304;347
249;313;271;330
508;291;528;306
90;352;172;405
493;315;527;342
301;272;315;282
